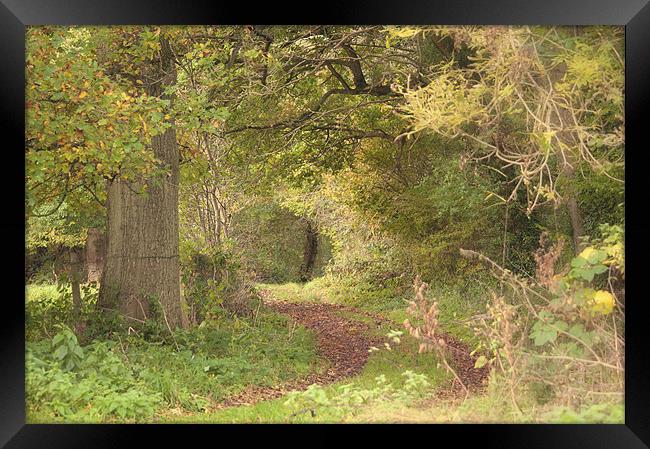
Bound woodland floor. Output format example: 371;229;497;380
213;288;488;410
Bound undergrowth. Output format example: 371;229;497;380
26;286;322;423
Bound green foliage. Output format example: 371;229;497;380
229;200;332;283
27;308;321;422
576;169;625;238
400;26;624;217
26;202;91;250
26;27;172;217
284;370;432;419
544;402;624;424
51;325;85;371
27;333;162;421
26;283;99;341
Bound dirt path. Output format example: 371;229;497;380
214;296;385;408
213;292;488;409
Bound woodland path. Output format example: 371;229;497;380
214;289;488;409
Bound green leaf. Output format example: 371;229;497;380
533;329;557;346
54;344;68;360
592;264;608;274
571;257;587;268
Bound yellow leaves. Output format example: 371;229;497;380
535;184;556;201
590;290;615;315
385;26;422;39
578;247;596;261
530;130;556;155
400;69;487;137
604;241;624;270
78;90;88;100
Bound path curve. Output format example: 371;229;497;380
214;292;488;409
214;295;384;408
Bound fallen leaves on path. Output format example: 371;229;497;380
214;298;383;408
214;293;488;409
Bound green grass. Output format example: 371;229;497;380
157;337;449;423
156;280;455;423
27;274;491;423
26;301;325;423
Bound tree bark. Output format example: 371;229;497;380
68;248;83;321
564;165;585;253
99;35;187;329
299;219;318;282
85;228;105;283
549;62;585;254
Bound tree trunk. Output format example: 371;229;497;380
85;228;105;283
99;35;187;329
299;219;318;282
548;62;586;254
68;248;83;321
565;168;585;253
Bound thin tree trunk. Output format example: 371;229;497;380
99;35;187;329
549;62;585;254
564;166;585;253
299;219;318;282
68;248;83;321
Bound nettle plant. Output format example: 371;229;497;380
464;224;624;412
51;324;85;371
27;327;163;421
284;371;431;419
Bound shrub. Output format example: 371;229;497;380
26;282;98;341
180;245;262;323
27;308;321;422
461;224;624;418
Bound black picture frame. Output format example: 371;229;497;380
2;1;648;447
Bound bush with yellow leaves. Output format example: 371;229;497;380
461;224;624;415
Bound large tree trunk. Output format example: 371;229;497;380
299;219;318;282
99;36;186;329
